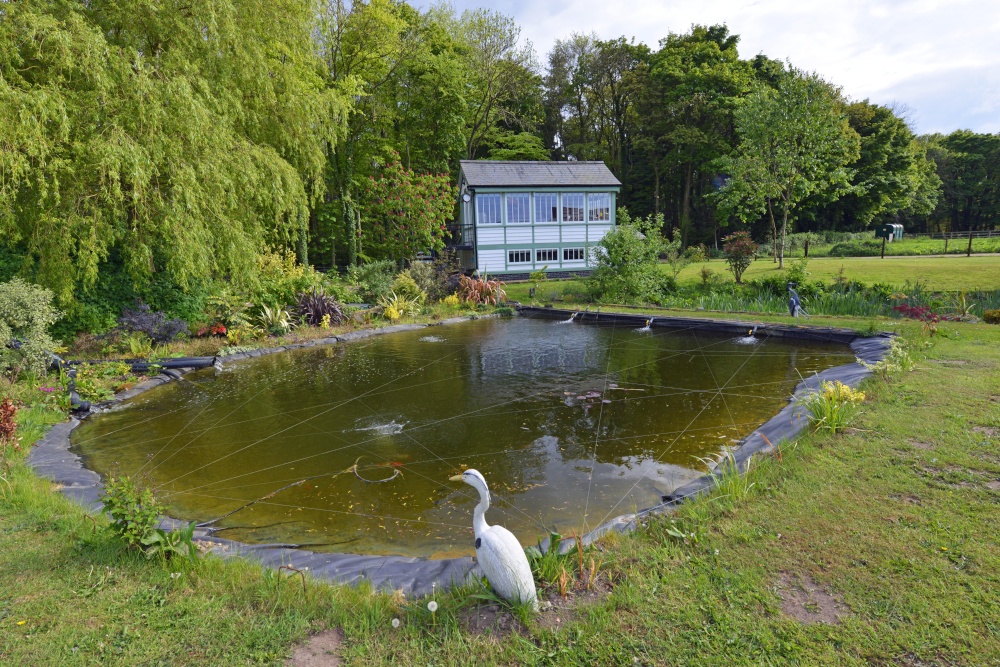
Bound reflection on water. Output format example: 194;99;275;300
72;318;850;557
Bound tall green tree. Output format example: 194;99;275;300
713;70;861;267
543;34;600;161
920;130;1000;232
637;25;752;246
0;0;345;304
444;7;540;160
800;101;940;230
315;0;416;268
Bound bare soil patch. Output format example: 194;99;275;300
972;426;998;437
908;440;935;450
987;480;1000;491
458;580;612;637
931;359;968;366
890;493;923;506
286;629;341;667
458;602;527;639
775;573;846;625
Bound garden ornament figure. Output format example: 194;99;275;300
449;469;538;610
788;283;809;318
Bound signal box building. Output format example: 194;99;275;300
452;161;621;276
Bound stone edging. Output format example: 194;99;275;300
27;309;891;595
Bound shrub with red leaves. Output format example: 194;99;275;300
0;397;17;444
893;304;940;322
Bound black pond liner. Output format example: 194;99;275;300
28;310;892;596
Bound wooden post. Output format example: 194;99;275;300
944;236;949;253
804;238;809;258
881;237;886;259
967;229;974;257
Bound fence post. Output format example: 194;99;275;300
967;229;974;257
881;237;886;259
804;238;809;258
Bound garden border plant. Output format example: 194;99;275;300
27;308;893;597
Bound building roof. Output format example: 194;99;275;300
459;160;621;188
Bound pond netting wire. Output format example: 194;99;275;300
83;321;855;546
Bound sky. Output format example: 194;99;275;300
429;0;1000;135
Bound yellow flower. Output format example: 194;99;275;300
17;620;26;626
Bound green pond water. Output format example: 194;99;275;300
72;318;851;558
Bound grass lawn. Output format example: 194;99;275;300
2;309;999;665
676;255;1000;292
505;255;1000;305
786;234;1000;258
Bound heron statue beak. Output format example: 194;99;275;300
449;474;464;482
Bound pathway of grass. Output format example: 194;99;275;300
2;316;998;665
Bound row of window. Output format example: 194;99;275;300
508;248;588;264
477;193;611;225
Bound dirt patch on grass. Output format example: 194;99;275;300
908;440;935;450
987;481;1000;491
931;359;969;366
775;573;846;625
286;629;341;667
972;426;998;437
458;580;612;637
458;603;528;638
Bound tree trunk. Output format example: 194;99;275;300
779;203;789;269
680;161;693;248
296;209;309;267
766;199;778;263
653;163;661;217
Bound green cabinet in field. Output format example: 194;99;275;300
875;224;903;241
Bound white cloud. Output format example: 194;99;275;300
430;0;1000;134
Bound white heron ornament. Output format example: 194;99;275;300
449;469;539;610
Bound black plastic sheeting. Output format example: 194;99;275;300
28;311;890;594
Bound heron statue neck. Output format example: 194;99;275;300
471;480;491;536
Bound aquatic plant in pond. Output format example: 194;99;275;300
72;319;850;557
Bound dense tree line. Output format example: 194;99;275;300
2;0;997;317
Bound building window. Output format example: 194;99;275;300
508;250;531;264
562;193;584;222
589;193;610;221
563;247;585;261
536;248;558;263
506;193;531;224
535;194;558;222
477;194;501;224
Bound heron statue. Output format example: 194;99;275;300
787;282;809;318
450;469;538;610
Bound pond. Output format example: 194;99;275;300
72;318;852;558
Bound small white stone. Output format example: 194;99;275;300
391;618;400;628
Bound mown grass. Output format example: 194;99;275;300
679;255;1000;292
3;313;999;665
788;234;1000;258
514;255;1000;301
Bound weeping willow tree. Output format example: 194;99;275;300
0;0;349;304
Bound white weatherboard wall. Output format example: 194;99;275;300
473;191;616;273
